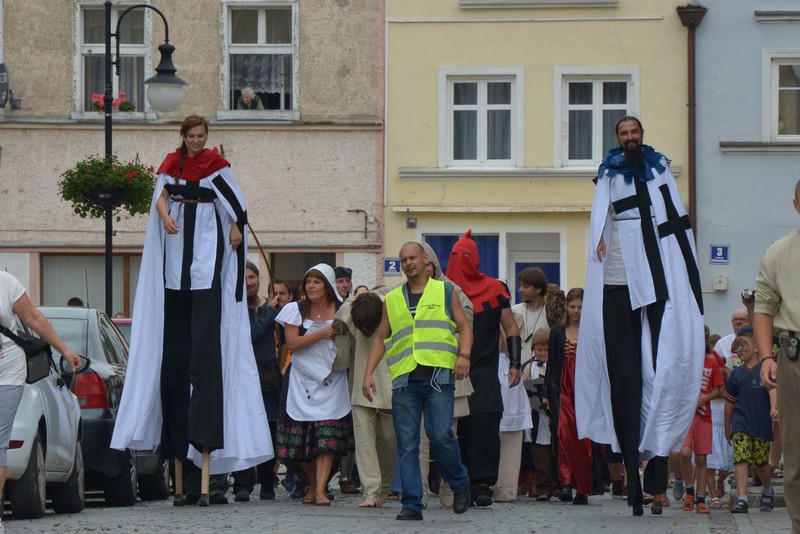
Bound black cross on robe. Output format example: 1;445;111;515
611;179;669;303
657;184;704;314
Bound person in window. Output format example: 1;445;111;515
237;87;264;110
110;115;273;506
1;271;82;528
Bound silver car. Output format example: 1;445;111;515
5;321;85;519
40;307;170;506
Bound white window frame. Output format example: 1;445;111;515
72;1;156;121
438;67;523;169
553;66;639;168
218;0;299;121
762;49;800;141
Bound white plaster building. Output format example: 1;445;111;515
0;0;384;314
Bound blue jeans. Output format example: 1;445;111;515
392;381;468;513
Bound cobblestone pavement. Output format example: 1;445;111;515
2;486;792;534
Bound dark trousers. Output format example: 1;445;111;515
184;461;227;497
161;285;224;459
233;420;278;495
603;285;667;506
530;443;556;495
458;411;502;488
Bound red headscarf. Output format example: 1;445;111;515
445;229;509;311
157;147;230;182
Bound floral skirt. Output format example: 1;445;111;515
276;364;351;462
276;416;351;463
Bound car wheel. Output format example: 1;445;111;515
51;439;86;514
138;457;171;501
104;449;137;506
7;433;46;519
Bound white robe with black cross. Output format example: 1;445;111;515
111;167;274;474
575;161;704;458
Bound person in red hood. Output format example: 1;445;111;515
445;230;522;507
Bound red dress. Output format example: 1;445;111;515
557;339;593;495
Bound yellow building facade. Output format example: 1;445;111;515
384;0;690;296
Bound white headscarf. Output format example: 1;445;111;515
307;263;343;303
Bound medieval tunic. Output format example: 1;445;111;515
446;230;508;490
575;149;703;502
111;148;273;475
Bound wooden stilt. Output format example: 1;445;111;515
173;458;184;506
198;447;210;507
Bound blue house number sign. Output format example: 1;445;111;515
710;245;729;265
384;257;402;276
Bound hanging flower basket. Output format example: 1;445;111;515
59;154;156;220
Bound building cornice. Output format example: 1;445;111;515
0;119;383;132
398;166;681;179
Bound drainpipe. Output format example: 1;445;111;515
677;4;707;235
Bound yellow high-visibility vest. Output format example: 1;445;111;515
384;278;458;380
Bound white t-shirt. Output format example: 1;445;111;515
0;272;28;385
714;332;741;368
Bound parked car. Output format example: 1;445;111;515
110;317;131;344
39;307;171;505
5;319;85;519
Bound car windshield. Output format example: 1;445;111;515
47;318;89;360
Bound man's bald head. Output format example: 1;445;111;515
399;242;427;281
731;308;749;334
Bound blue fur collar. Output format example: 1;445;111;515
597;145;667;183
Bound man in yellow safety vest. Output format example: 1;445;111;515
363;241;473;521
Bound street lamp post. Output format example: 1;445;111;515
100;0;186;315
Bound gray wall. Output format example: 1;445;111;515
696;0;800;335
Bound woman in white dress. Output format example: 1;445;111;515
275;264;351;506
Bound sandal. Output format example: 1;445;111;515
710;497;723;508
316;493;331;506
773;467;784;479
302;490;317;505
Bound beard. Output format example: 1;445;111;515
622;141;644;168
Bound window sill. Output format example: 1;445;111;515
215;110;300;122
754;10;800;23
460;0;618;7
719;141;800;154
71;111;158;121
399;167;597;180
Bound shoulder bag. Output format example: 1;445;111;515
0;323;52;384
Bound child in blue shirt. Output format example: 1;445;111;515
724;327;778;513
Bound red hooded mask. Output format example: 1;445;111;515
445;230;508;311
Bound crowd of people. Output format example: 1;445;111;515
90;113;796;533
